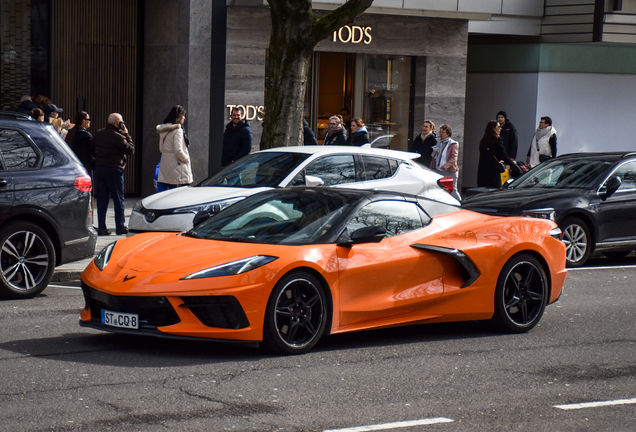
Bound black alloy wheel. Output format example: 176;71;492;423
0;221;56;299
263;271;327;355
491;253;548;333
560;217;591;268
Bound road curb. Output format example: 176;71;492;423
51;271;83;283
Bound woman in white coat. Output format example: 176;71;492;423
156;105;193;190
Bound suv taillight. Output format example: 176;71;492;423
74;175;92;192
438;177;454;194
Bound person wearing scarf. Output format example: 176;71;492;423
527;116;557;167
431;124;461;201
408;120;437;167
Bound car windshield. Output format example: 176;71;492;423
189;189;357;245
199;152;310;188
511;158;613;189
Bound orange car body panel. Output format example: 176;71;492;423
80;209;567;343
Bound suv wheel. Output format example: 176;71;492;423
0;221;56;299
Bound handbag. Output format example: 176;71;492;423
539;154;552;163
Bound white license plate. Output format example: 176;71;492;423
102;309;139;329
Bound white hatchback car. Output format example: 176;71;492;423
129;146;458;233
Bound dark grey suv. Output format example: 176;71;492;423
0;112;97;298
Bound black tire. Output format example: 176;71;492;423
560;217;591;268
491;254;548;333
262;271;327;355
0;221;56;299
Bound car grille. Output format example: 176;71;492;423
179;296;250;329
82;283;181;328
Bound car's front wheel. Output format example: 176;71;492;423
263;271;327;355
491;254;548;333
560;217;591;267
0;221;56;299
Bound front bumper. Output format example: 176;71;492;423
128;209;195;233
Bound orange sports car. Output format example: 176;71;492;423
79;188;567;355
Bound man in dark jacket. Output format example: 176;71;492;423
16;95;37;115
303;118;318;145
222;107;252;167
496;111;518;159
93;113;135;235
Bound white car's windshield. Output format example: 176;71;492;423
199;152;310;188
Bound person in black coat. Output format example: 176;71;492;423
496;111;518;160
222;107;252;167
323;115;347;146
346;117;370;146
408;120;436;167
477;120;520;188
65;111;95;175
303;118;318;145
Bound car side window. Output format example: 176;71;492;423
361;155;393;180
295;154;357;187
610;161;636;191
344;200;424;238
0;129;40;170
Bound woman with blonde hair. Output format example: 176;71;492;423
323;115;347;145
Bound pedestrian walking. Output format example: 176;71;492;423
156;105;192;190
431;124;461;201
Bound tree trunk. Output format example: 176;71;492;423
262;0;373;149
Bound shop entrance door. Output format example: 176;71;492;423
309;52;412;152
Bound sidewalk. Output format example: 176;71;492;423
52;197;139;282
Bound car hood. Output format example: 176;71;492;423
141;186;273;210
112;233;286;274
461;188;588;215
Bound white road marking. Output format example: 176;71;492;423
554;398;636;410
568;265;636;271
323;417;454;432
47;285;81;290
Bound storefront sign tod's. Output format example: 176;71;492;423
333;26;372;44
227;105;264;121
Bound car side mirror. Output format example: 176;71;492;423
305;175;324;187
601;176;622;200
192;210;212;226
337;225;386;247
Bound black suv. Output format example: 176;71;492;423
0;112;97;298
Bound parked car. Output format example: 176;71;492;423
0;112;97;298
462;152;636;267
80;187;566;354
129;146;458;234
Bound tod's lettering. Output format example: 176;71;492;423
333;26;372;44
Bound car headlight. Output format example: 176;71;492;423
94;241;117;271
182;255;278;280
172;196;246;215
521;208;556;221
132;199;144;212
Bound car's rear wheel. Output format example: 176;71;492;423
560;217;591;268
263;271;327;355
491;254;548;333
0;221;55;299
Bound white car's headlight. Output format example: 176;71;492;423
172;196;246;215
94;242;117;271
182;255;278;280
521;208;556;221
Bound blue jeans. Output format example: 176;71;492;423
94;166;126;230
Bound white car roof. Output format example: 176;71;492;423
258;145;420;161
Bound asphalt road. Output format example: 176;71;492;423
1;256;636;432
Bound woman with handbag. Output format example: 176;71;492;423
527;116;557;167
477;120;520;188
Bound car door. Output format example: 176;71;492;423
288;154;361;187
360;155;426;195
336;199;445;327
0;128;20;208
596;160;636;243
